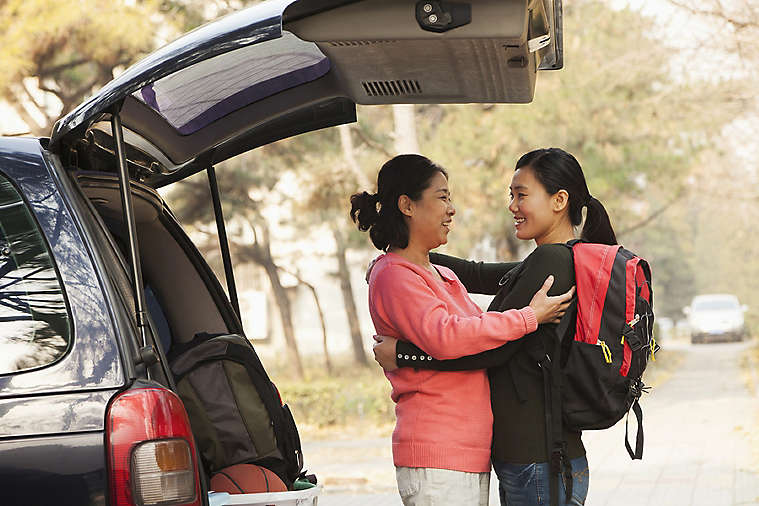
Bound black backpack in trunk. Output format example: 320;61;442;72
168;333;304;489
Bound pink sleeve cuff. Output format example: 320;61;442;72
520;307;538;333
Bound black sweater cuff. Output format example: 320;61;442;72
396;340;439;368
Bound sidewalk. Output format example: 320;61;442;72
309;341;759;506
582;341;759;505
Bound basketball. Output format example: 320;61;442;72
210;464;288;494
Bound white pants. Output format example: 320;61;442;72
396;466;490;506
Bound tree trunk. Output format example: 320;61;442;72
392;104;419;155
261;259;305;380
337;125;369;365
6;92;45;137
235;222;305;380
305;282;332;375
303;280;332;374
283;268;333;375
338;124;369;186
332;225;368;366
498;232;521;261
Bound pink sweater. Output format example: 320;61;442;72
368;253;537;472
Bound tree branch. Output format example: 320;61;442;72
20;81;53;129
276;265;333;373
5;94;46;137
38;59;91;78
617;192;685;237
353;125;394;159
667;0;755;30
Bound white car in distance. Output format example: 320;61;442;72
684;294;748;343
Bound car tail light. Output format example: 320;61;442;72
106;386;202;506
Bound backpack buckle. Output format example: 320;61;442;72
622;326;643;351
630;379;650;399
550;442;574;501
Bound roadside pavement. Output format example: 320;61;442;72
582;340;759;506
306;340;759;506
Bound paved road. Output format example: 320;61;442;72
305;341;759;506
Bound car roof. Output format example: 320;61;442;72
49;0;562;187
692;294;739;303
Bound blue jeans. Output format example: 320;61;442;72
492;455;589;506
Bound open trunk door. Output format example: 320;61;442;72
50;0;563;188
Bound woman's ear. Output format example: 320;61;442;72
553;189;570;213
398;194;414;217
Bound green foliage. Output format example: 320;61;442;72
418;1;739;259
679;152;759;332
274;363;394;428
14;0;743;339
0;0;168;130
0;1;273;134
398;1;744;316
166;0;748;327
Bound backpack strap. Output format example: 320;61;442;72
625;391;645;460
540;356;567;506
541;301;577;506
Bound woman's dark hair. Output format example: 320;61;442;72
350;154;448;251
515;148;617;245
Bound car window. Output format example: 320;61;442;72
0;173;71;374
131;31;329;135
693;297;739;311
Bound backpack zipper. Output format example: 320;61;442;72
598;340;613;363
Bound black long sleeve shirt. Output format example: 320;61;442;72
396;244;584;463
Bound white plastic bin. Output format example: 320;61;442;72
213;486;320;506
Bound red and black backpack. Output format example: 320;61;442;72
542;240;657;506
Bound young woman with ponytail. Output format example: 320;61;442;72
373;148;617;505
350;154;574;506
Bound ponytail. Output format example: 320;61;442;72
350;191;379;232
350;190;392;251
581;196;617;245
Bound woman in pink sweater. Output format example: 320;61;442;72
350;154;574;506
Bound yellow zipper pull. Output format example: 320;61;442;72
599;340;613;364
650;336;656;361
621;335;625;345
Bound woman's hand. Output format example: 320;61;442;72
528;275;575;324
372;335;399;371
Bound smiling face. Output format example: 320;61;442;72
508;166;570;245
401;171;455;250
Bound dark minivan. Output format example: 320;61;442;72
0;1;563;504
